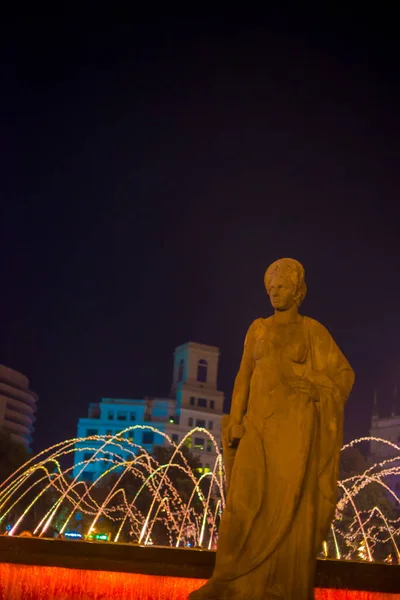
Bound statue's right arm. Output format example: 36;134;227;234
229;321;256;425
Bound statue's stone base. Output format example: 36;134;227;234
0;536;398;595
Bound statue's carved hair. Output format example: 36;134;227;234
264;258;307;307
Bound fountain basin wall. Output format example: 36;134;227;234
0;537;399;599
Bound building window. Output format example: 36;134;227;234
207;440;212;452
172;433;179;443
188;417;194;427
130;412;136;421
117;411;127;421
210;400;215;409
86;428;98;437
108;411;114;420
196;419;206;428
190;396;195;406
197;398;207;408
197;359;208;382
194;437;205;450
142;431;154;445
178;359;184;382
83;471;95;483
83;452;94;462
106;429;113;436
127;431;134;441
208;421;213;430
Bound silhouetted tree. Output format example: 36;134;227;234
338;446;398;561
0;428;30;484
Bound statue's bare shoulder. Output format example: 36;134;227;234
248;317;274;338
257;316;274;329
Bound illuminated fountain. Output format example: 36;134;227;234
0;426;224;549
0;430;399;563
329;437;400;564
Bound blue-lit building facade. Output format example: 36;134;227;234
72;397;176;482
73;342;224;481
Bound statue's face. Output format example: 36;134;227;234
268;273;297;311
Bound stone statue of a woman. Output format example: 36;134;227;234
189;258;354;600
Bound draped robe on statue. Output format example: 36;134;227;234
190;316;354;600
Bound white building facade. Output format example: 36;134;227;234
0;365;38;449
73;342;224;481
165;342;224;472
369;405;400;498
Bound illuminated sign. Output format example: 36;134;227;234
88;532;110;541
64;532;83;539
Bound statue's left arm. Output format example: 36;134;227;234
306;318;354;405
229;320;257;427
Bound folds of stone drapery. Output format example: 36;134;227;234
215;397;317;581
305;318;355;552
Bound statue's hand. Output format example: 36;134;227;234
228;421;245;447
308;372;334;390
289;379;319;402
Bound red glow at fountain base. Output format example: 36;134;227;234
1;563;399;600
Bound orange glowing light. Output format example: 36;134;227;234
0;563;399;600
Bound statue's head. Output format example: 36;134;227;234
264;258;307;311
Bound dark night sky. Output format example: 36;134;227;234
1;10;399;453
